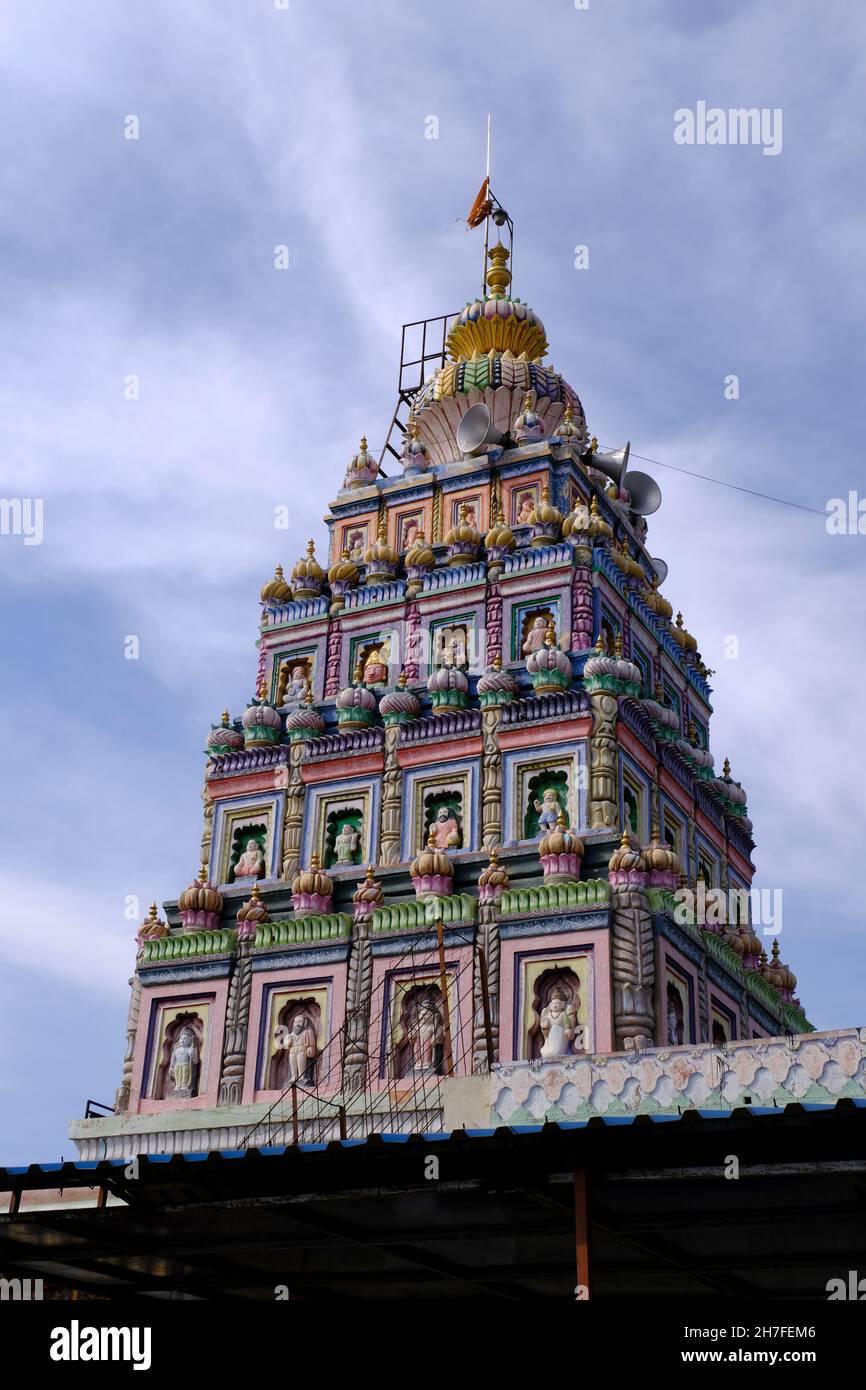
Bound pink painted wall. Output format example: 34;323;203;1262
499;926;612;1060
243;960;349;1103
130;977;230;1114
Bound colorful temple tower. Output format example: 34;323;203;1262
70;225;812;1158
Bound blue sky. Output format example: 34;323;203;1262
0;0;864;1163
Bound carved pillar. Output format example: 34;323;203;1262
380;724;403;866
324;618;343;698
114;974;142;1113
697;954;710;1044
343;918;373;1095
256;627;267;689
588;690;618;829
403;601;421;682
472;905;501;1072
218;943;253;1106
432;484;442;543
281;742;306;880
571;558;594;651
610;884;655;1049
200;778;214;873
486;580;503;663
481;707;503;848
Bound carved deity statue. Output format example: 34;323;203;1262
667;1006;681;1046
284;1014;318;1085
363;640;390;685
539;988;577;1059
430;804;462;849
287;664;311;703
169;1025;199;1097
410;997;444;1074
516;491;535;524
534;787;565;835
234;838;265;879
334;821;361;864
522;614;550;655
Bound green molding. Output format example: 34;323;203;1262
371;893;478;934
647;887;679;916
499;877;610;916
254;914;352;949
701;929;745;978
744;967;784;1013
782;1003;813;1033
142;927;237;963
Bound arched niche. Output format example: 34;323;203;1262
392;983;445;1080
269;998;321;1091
324;805;363;869
229;824;267;883
423;788;463;849
278;657;313;706
666;981;685;1046
526;967;581;1061
154;1012;204;1100
523;768;570;839
520;606;555;658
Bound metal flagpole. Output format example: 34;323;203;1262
481;112;492;296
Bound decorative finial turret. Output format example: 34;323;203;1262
485;241;512;296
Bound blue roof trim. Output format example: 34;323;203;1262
2;1095;863;1180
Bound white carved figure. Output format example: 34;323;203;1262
287;665;311;702
540;988;576;1058
169;1025;199;1097
534;787;564;834
234;838;265;879
411;997;444;1073
285;1015;318;1085
522;614;549;655
334;822;361;864
667;1006;681;1046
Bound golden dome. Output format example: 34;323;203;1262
178;868;224;916
328;549;360;585
405;529;435;568
444;502;482;548
364;519;399;567
671;612;698;653
237;881;269;925
445;244;549;361
292;539;324;583
352;864;384;909
291;852;334;901
410;828;454;881
608;826;644;876
644;576;673;621
138;902;168;941
539;812;584;859
526;484;563;528
478;846;510;890
587;495;613;540
260;564;292;603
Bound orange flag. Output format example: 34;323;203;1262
466;177;491;229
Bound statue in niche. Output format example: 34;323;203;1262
409;995;444;1074
234;837;265;880
334;821;361;865
283;1014;319;1086
514;489;535;525
429;802;462;849
169;1025;200;1098
534;786;566;835
540;987;577;1059
345;527;366;561
286;664;311;703
362;639;390;685
666;984;684;1046
436;624;468;669
522;613;552;655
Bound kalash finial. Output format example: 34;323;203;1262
485;241;512;296
221;710;230;726
723;757;731;778
492;651;502;670
360;435;368;452
353;657;365;684
544;620;557;648
398;667;408;688
615;634;624;658
594;633;606;653
257;677;268;700
427;827;438;850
